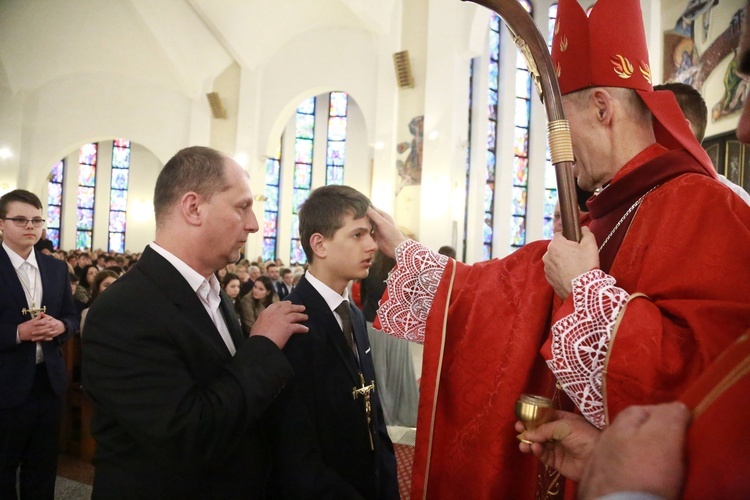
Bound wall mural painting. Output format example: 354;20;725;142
663;0;749;122
396;115;423;194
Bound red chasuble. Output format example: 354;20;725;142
680;332;750;499
389;148;750;499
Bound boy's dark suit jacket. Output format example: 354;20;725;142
0;246;77;409
82;246;294;499
269;275;399;499
276;281;290;300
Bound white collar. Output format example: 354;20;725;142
149;242;219;296
305;270;349;313
3;242;39;271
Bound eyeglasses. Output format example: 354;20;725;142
2;217;46;228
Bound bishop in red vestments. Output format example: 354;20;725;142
368;0;750;498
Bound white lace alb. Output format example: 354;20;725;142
376;240;448;343
547;269;630;428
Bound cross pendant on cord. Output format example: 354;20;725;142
352;372;376;450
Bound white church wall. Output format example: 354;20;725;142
419;0;474;253
368;2;404;218
123;143;161;253
0;66;21;196
239;26;381;262
19;73;195;200
393;0;429;242
254;26;379;158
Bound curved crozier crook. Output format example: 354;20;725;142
463;0;582;242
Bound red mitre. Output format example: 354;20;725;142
551;0;716;177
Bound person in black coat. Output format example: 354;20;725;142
82;146;308;499
0;189;78;499
269;185;398;499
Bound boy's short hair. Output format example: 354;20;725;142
0;189;43;218
653;82;707;143
279;267;292;277
298;185;371;264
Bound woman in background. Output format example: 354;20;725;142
221;273;243;326
80;269;119;334
239;275;277;336
75;264;98;306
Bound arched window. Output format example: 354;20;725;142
77;143;97;250
290;97;316;265
47;160;64;250
108;139;130;253
463;58;475;263
263;145;282;262
325;91;348;185
485;13;501;260
509;0;533;254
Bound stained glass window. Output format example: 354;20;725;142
290;97;315;265
485;13;502;261
544;3;560;239
263;144;282;262
108;139;130;253
326;91;348;185
548;4;557;47
46;160;64;249
510;0;533;254
77;144;97;250
463;58;475;262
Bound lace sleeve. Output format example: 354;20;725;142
376;240;448;343
546;269;630;429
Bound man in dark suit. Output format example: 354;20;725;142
0;189;78;499
269;185;398;499
82;146;308;499
275;267;293;300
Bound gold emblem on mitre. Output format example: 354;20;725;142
555;19;560;35
555;61;561;78
610;55;634;79
560;35;568;52
639;61;652;84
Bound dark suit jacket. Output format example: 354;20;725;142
0;246;77;409
275;281;290;300
82;246;294;499
268;275;398;499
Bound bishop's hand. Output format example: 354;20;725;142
366;206;406;259
543;226;599;299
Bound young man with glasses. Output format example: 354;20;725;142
0;189;78;499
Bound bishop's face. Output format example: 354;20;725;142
563;92;616;192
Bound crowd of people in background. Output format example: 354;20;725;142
28;240;315;338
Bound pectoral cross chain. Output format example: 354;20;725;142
352;372;376;450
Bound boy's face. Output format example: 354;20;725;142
320;213;377;282
0;201;43;254
282;272;294;286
